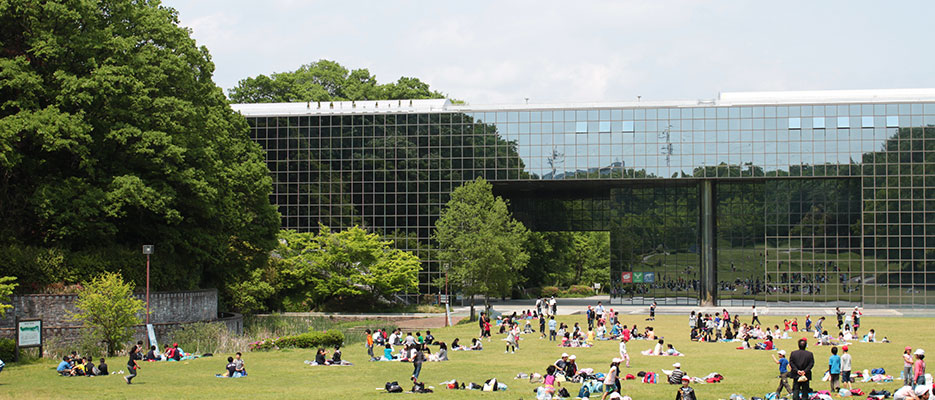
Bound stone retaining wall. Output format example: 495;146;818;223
0;289;218;328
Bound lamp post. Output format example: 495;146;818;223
142;245;154;325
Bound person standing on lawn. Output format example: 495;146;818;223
790;338;814;400
904;346;915;386
841;345;852;390
676;376;697;400
772;350;792;398
751;305;761;326
828;346;841;393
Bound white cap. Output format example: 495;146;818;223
562;353;569;358
569;355;576;360
778;350;786;356
673;362;681;368
914;349;925;356
612;358;622;363
914;385;931;396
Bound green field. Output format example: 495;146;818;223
1;314;930;399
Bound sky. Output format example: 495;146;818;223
164;0;935;105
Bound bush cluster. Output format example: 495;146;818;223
540;286;561;297
248;330;344;352
0;338;14;361
539;285;594;298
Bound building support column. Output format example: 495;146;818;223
700;180;717;306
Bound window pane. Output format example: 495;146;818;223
886;115;899;128
837;116;849;128
862;116;873;128
813;117;825;129
789;117;801;129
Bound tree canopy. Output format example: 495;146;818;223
228;59;446;103
0;0;280;292
69;272;144;356
434;178;529;318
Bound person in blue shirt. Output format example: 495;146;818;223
772;350;792;398
382;344;395;361
828;346;842;393
56;357;73;376
548;316;558;341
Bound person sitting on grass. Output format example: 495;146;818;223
145;345;159;361
57;356;73;376
450;338;464;351
382;344;395;361
85;358;96;377
233;352;246;376
72;358;86;376
97;358;108;376
666;344;682;356
215;356;237;377
469;338;483;351
429;342;448;361
424;330;435;345
314;348;331;365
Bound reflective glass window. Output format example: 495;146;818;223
623;121;635;133
813;117;825;129
837;116;849;128
886;115;899;128
861;116;873;128
575;121;587;133
599;121;611;133
789;117;801;129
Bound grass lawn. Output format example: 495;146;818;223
1;314;930;399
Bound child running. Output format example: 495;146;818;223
618;337;630;368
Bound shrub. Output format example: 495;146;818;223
168;322;228;354
249;330;344;352
540;286;560;297
0;338;14;361
566;285;594;296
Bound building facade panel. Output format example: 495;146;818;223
235;90;935;306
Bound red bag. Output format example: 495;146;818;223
625;374;635;380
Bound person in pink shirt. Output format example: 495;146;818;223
912;349;926;386
904;347;915;386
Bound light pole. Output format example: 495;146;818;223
142;245;154;325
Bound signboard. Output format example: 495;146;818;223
18;320;41;347
643;272;655;283
147;324;159;350
621;272;633;283
633;272;644;283
14;318;42;362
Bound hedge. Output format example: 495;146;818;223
540;286;560;297
566;285;594;295
249;330;344;351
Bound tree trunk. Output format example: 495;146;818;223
470;296;476;321
484;293;490;316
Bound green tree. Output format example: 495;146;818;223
0;276;15;317
434;178;529;319
275;226;419;310
228;59;446;103
0;0;280;292
69;272;144;356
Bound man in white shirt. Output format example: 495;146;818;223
596;301;605;315
751;305;761;325
388;330;399;346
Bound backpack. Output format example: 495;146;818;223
483;378;498;391
385;381;403;393
577;385;590;398
412;382;432;393
870;368;885;375
558;387;571;398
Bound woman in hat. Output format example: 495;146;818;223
600;358;621;400
912;348;926;386
905;346;916;386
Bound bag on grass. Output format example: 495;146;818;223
578;385;590;398
558;387;571;398
385;381;403;393
871;368;885;375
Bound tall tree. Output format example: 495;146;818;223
0;276;15;317
434;178;529;319
228;59;446;103
0;0;280;291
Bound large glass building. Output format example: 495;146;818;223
233;89;935;307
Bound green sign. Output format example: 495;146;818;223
633;272;644;283
18;320;41;347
